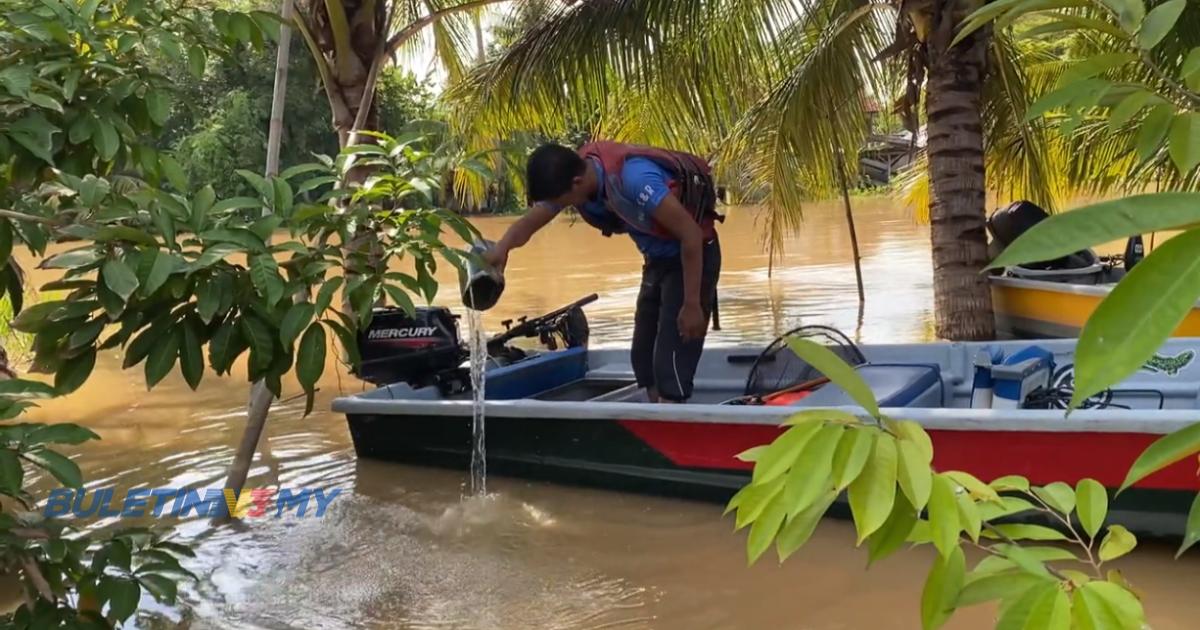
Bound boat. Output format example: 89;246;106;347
986;199;1200;338
333;294;1200;538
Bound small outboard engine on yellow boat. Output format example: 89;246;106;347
987;201;1105;284
353;295;597;394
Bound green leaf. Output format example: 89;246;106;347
958;572;1049;607
892;419;934;462
237;169;275;205
249;254;285;307
978;496;1039;521
27;424;99;446
9;112;57;163
201;228;267;252
776;490;837;562
314;277;344;314
1032;482;1076;516
102;259;140;302
1074;581;1144;630
144;327;180;388
272;177;294;215
1025;79;1107;122
0;379;56;398
1099;0;1146;31
102;576;140;622
191;185;216;232
241;316;275;374
1059;52;1137;85
736;446;767;462
23;449;81;487
159;154;189;192
208;323;244;374
94;225;157;248
187;45;207;79
1098;525;1137;561
280;163;328;181
138;572;179;605
1168;112;1200;174
848;435;897;543
146;89;171;126
747;493;788;564
1184;47;1200;92
140;250;177;296
1107;89;1161;132
280;302;316;348
383;284;416;317
782;424;841;517
0;449;24;494
1177;492;1200;557
984;524;1068;542
296;323;327;392
831;428;875;490
944;470;1001;503
1002;544;1054;580
1069;228;1200;408
0;221;13;268
921;546;965;630
897;439;933;511
990;475;1031;492
1076;479;1109;540
55;348;96;394
94;119;119;161
867;491;918;565
956;493;982;543
1136;104;1174;163
752;420;823;485
189;243;240;272
179;319;204;390
1137;0;1184;49
210;197;265;214
731;475;786;527
1000;582;1069;630
929;475;961;559
323;317;360;369
786;338;880;417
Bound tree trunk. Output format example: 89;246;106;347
306;0;386;146
222;0;295;520
923;5;995;341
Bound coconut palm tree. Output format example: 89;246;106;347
445;0;1070;340
289;0;506;148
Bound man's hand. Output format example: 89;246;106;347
678;302;706;341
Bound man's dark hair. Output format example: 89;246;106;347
526;144;586;203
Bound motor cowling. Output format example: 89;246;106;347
987;201;1097;271
355;307;465;388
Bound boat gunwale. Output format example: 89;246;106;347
333;396;1200;435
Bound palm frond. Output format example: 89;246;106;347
719;0;894;255
981;29;1065;212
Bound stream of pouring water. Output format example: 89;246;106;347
465;308;487;495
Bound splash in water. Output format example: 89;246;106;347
465;307;487;495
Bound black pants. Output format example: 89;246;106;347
632;237;722;402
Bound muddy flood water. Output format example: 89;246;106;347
13;200;1200;629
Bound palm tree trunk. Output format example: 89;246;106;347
924;10;995;341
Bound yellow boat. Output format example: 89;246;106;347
986;199;1199;338
991;276;1200;338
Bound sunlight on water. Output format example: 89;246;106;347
466;308;488;496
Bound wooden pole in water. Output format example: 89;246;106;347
223;0;294;513
834;147;865;304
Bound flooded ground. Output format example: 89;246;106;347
15;200;1200;629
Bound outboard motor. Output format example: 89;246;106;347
1124;235;1145;271
987;200;1103;282
355;306;466;388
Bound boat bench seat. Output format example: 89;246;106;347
792;363;943;409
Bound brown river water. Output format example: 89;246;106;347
11;200;1200;628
